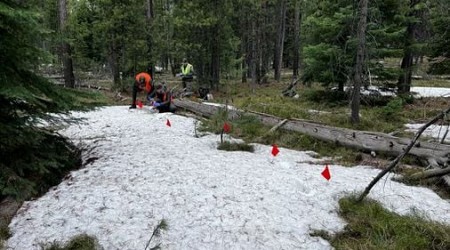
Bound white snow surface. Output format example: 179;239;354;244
405;123;450;143
7;106;450;250
411;87;450;98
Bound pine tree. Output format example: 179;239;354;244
0;1;86;200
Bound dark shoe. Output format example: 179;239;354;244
129;105;137;109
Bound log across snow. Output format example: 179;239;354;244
173;99;450;166
6;106;450;249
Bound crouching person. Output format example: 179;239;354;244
152;84;177;113
130;72;154;109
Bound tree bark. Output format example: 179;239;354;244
398;0;421;94
58;0;75;88
274;0;287;82
209;0;221;90
146;0;154;76
250;19;258;91
211;26;220;90
260;1;270;84
241;15;248;83
109;37;120;88
292;0;301;79
351;0;368;124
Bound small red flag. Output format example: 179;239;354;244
321;165;331;181
223;122;231;133
271;144;280;156
137;100;143;108
166;119;171;127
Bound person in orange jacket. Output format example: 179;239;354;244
130;72;155;109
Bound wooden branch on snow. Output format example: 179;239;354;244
268;119;288;133
173;99;450;166
357;106;450;202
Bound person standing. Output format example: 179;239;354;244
130;72;154;109
180;58;194;91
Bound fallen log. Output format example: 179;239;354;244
406;166;450;180
173;99;450;166
425;158;450;186
358;107;450;201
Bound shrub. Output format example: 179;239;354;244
327;196;450;250
217;141;255;152
380;97;404;121
43;234;100;250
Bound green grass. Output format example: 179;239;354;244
217;141;255;152
413;79;450;88
316;196;450;250
0;220;10;250
43;234;99;250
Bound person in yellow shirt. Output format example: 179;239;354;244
180;58;194;91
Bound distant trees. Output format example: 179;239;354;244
428;0;450;74
29;0;449;93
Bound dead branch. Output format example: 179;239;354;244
357;106;450;202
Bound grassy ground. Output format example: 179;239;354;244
313;196;450;250
42;234;99;250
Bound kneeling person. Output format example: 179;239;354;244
153;84;176;113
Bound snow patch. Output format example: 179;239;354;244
7;106;450;250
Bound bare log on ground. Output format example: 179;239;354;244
173;99;450;166
427;158;450;186
357;106;450;202
407;166;450;180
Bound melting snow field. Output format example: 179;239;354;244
405;123;450;143
6;106;450;250
411;86;450;98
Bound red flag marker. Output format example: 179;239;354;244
321;165;331;181
271;144;280;157
223;122;231;133
166;119;171;127
137;100;143;109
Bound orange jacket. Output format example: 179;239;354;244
135;72;152;93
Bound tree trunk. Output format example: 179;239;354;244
241;43;247;83
109;37;120;88
241;15;248;83
250;19;257;90
146;0;154;76
351;0;368;124
260;1;270;84
58;0;74;88
211;24;220;90
398;0;421;94
274;0;287;82
292;0;301;79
